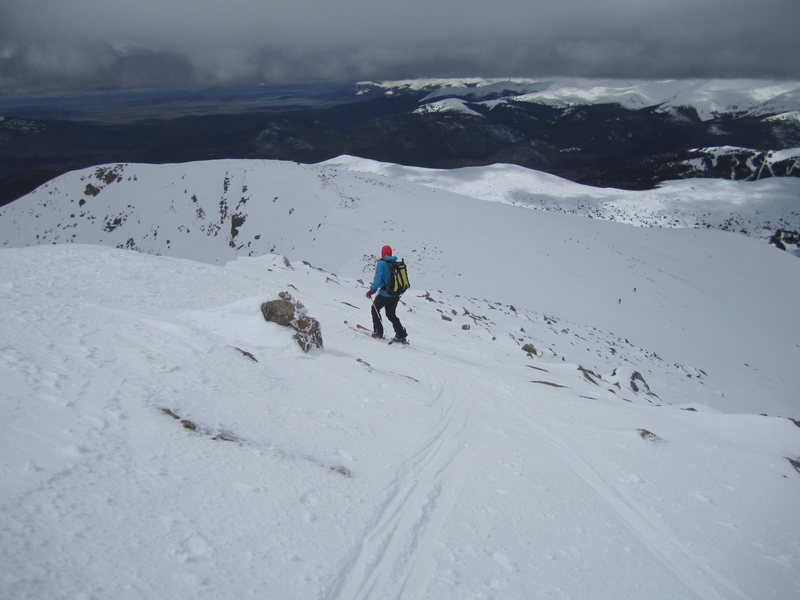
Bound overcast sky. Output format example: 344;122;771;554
2;0;798;95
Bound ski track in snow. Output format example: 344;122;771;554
513;404;746;600
322;362;470;600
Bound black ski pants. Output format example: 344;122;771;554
371;294;407;339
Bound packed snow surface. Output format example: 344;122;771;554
1;157;800;599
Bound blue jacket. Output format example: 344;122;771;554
370;256;398;297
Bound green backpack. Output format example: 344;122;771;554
384;259;410;295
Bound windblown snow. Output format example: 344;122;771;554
1;157;799;599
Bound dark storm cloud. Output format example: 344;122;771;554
1;0;798;94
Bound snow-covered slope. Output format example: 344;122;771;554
1;158;799;409
1;158;800;598
1;243;798;600
323;156;800;239
682;146;800;180
2;158;799;372
412;97;484;117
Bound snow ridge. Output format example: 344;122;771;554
3;158;798;259
323;156;800;241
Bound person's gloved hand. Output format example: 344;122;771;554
365;289;375;298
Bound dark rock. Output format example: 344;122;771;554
638;429;665;442
260;297;295;326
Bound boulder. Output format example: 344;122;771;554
261;291;323;352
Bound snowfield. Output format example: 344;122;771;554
1;157;799;599
321;155;800;238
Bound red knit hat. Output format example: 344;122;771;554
381;245;392;258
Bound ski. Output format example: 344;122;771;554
344;320;434;355
344;320;409;345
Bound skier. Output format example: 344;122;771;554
365;245;408;343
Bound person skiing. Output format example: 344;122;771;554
365;245;408;343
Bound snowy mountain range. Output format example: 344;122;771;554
2;77;799;207
361;77;800;182
1;156;799;598
361;77;800;120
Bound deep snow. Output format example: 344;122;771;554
1;157;800;599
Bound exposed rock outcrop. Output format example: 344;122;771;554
261;291;323;352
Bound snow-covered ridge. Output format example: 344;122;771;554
357;77;538;92
412;98;484;117
323;155;800;238
2;156;798;261
359;77;800;121
684;146;800;179
3;158;798;265
766;110;800;123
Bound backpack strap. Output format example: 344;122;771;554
379;258;393;293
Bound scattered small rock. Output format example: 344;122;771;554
231;346;258;362
532;380;567;388
578;365;601;385
630;371;658;397
638;429;665;442
84;183;101;197
330;465;352;477
160;408;198;431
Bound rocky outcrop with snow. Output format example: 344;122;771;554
261;290;324;352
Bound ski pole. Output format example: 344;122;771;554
368;294;383;324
